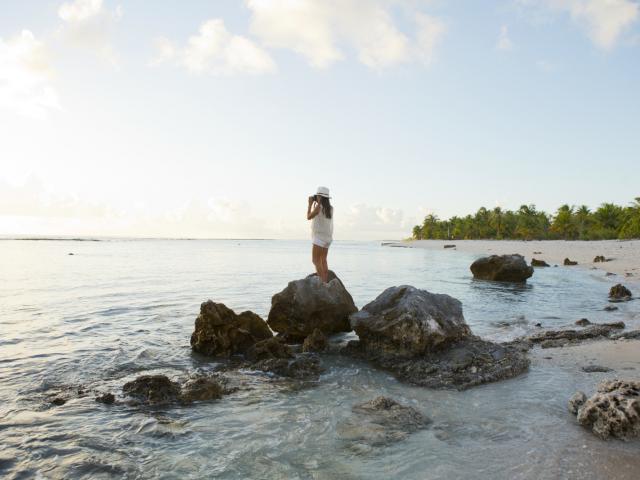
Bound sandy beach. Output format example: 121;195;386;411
394;239;640;279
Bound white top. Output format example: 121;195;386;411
311;207;333;243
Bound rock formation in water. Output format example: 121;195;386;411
344;286;529;389
470;254;534;282
337;396;430;447
593;255;610;263
523;322;625;348
564;258;578;266
531;258;550;267
302;328;329;353
609;284;632;301
267;271;357;341
190;301;272;357
569;380;640;440
122;374;231;406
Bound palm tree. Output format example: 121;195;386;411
575;205;591;239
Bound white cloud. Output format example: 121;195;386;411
497;25;514;51
338;203;412;239
57;0;123;66
153;19;276;75
245;0;446;69
518;0;639;49
0;30;61;119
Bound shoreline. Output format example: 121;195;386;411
390;239;640;280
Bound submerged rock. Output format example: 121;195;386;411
267;271;357;341
609;284;632;301
575;318;591;326
350;286;471;357
337;396;430;446
525;323;625;348
245;337;293;362
122;375;181;405
531;258;550;267
470;254;534;282
302;328;329;353
95;393;115;405
252;353;323;380
179;375;225;403
190;301;272;357
582;365;613;373
611;330;640;340
604;305;619;312
570;380;640;440
564;258;578;266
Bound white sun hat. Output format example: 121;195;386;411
316;186;331;198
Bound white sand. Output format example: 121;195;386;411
393;239;640;279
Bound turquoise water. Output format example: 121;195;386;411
0;239;638;479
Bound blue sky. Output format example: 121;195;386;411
1;0;639;239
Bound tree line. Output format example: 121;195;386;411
411;198;640;241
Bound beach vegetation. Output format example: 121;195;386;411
412;198;640;240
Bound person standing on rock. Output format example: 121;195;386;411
307;186;333;283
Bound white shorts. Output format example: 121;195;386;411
312;237;332;248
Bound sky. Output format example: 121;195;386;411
1;0;639;240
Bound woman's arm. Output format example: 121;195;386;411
307;198;320;220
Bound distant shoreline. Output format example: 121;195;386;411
386;239;640;280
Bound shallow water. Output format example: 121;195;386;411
0;239;638;479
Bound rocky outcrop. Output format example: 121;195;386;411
337;396;430;446
564;258;578;266
190;301;272;357
239;337;324;380
569;380;640;440
122;375;181;405
350;286;470;356
609;284;632;301
524;323;625;348
245;337;293;362
594;255;609;263
267;271;357;341
470;254;534;282
122;374;230;406
531;258;550;267
302;328;329;353
345;286;528;389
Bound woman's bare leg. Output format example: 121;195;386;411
320;248;329;282
312;244;322;278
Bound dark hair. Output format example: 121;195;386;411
318;196;333;219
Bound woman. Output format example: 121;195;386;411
307;186;333;283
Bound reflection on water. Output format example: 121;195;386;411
0;239;638;479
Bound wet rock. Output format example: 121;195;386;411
575;318;591;327
571;380;640;440
95;393;115;405
594;255;608;263
611;330;640;340
531;258;550;267
350;285;471;357
443;244;456;249
470;254;534;282
122;375;181;405
252;353;323;380
179;375;225;403
605;272;616;276
302;328;328;353
190;301;272;357
51;397;66;406
345;336;529;390
245;337;293;362
609;284;632;301
603;305;618;312
337;396;429;446
525;323;625;347
267;271;357;341
564;258;578;266
533;251;542;255
582;365;613;373
568;391;587;415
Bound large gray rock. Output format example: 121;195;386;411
190;301;272;357
470;254;534;282
350;286;471;357
267;271;357;341
345;286;529;389
570;380;640;440
337;396;430;447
